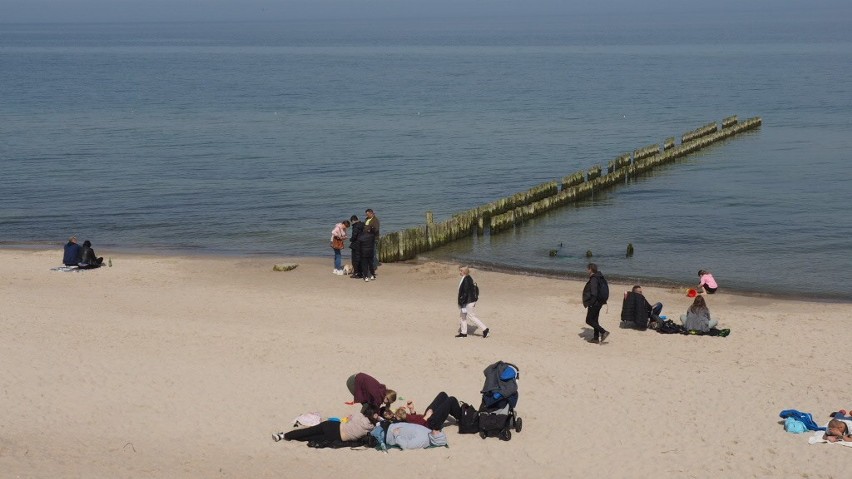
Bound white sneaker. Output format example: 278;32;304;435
333;269;343;275
369;275;376;280
272;432;284;442
364;276;371;282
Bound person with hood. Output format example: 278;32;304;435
358;221;377;282
348;215;364;278
62;236;82;266
582;263;609;344
78;240;104;269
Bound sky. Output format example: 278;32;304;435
1;0;850;24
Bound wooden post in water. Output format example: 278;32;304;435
379;115;761;262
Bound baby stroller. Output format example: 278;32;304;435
478;361;522;441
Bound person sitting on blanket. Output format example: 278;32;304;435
63;236;82;266
78;240;104;269
380;421;448;450
621;285;663;330
824;418;852;443
680;295;718;332
272;404;379;444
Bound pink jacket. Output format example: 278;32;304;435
331;223;348;242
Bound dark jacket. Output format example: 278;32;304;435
63;241;82;266
458;275;478;307
80;245;100;266
349;221;364;249
621;291;652;329
582;271;606;308
358;223;376;256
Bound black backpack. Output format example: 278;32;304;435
457;402;480;434
597;276;609;305
473;282;480;302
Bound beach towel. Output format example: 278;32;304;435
807;419;852;447
50;266;80;272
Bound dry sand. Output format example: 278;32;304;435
1;249;850;478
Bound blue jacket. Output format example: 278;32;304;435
63;241;82;266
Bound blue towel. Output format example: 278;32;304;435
779;409;826;431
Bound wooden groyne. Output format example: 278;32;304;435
378;115;761;262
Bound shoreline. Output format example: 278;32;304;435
5;245;851;304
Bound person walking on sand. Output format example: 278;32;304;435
456;266;489;338
330;220;350;275
582;263;610;344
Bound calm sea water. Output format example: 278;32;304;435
2;13;851;300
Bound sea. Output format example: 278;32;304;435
2;11;851;301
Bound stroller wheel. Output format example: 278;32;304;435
500;429;512;441
479;431;487;439
515;417;523;432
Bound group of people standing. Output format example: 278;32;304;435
62;236;104;269
273;372;455;449
330;208;380;282
585;263;721;344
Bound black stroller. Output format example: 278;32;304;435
478;361;522;441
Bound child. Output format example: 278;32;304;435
697;269;718;294
823;418;852;443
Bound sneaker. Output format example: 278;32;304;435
272;432;284;442
482;328;490;338
455;333;467;338
599;331;610;345
364;277;371;282
368;275;376;281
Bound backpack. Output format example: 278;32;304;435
457;402;480;434
597;276;609;305
473;282;480;302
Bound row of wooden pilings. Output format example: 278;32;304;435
378;115;762;262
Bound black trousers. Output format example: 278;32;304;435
585;303;606;338
283;421;341;442
350;247;362;276
425;392;462;431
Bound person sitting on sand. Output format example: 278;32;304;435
697;269;718;294
680;295;717;332
393;392;462;432
621;285;663;330
63;236;82;266
78;240;104;269
272;404;379;444
823;418;852;443
345;372;396;413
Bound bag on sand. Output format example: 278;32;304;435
457;402;480;434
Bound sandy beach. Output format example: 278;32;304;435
1;248;850;478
